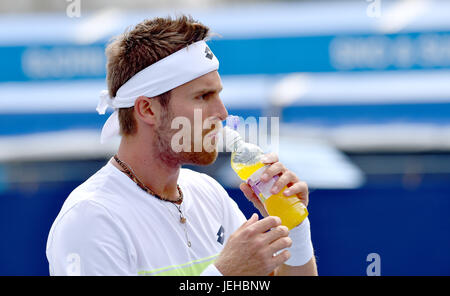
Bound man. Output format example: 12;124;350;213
46;15;317;276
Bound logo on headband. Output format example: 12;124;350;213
205;46;214;60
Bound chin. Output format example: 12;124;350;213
199;150;219;166
182;149;218;166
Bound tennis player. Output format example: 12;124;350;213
46;15;317;276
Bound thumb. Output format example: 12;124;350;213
240;182;260;204
240;182;268;217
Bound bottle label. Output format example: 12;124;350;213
247;165;279;204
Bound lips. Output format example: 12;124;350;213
204;120;222;138
206;131;219;138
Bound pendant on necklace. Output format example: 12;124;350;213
180;216;187;224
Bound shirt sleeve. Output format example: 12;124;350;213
46;200;136;276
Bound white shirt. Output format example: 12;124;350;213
46;161;247;276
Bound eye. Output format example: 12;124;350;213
196;92;213;100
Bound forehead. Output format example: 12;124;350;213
173;70;222;95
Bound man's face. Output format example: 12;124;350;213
155;70;228;166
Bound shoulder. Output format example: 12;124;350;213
46;198;136;275
47;163;129;247
46;198;123;260
56;162;128;218
48;198;117;246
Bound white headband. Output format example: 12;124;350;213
96;40;219;143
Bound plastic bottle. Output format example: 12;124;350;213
224;116;308;230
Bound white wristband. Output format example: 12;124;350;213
200;263;223;276
284;217;314;266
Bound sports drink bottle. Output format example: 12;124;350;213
224;116;308;230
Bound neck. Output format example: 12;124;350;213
112;133;181;202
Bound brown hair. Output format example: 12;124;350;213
105;15;210;136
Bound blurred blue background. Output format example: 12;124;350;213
1;0;449;275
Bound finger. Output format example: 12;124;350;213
262;225;289;244
248;216;282;234
261;162;286;182
271;249;291;267
240;182;259;203
238;213;259;230
268;236;292;255
260;152;279;164
271;170;298;195
240;183;268;216
283;181;309;206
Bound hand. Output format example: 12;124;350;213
239;153;309;217
214;214;292;276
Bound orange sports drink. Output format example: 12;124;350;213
224;116;308;230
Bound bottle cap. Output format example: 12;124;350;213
224;115;242;152
226;115;240;131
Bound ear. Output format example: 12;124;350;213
134;96;161;126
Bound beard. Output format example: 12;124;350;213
154;108;219;167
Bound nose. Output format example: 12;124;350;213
214;95;228;122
